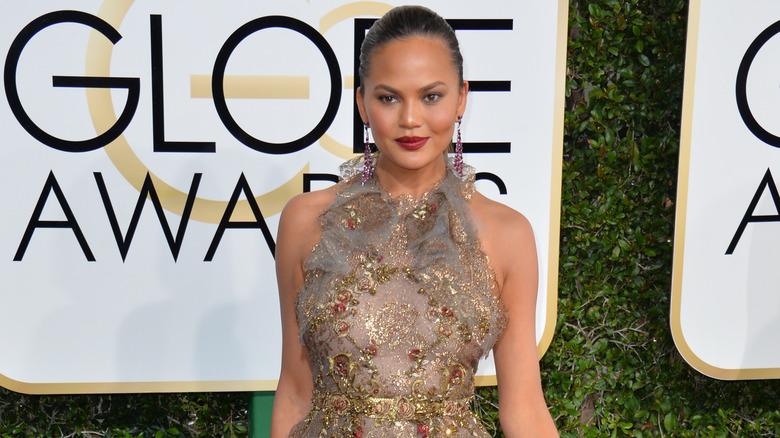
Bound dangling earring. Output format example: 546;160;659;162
453;116;464;178
362;122;374;184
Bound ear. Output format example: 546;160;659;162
356;86;369;125
456;80;469;118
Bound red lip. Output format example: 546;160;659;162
395;136;429;151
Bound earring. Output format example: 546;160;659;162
454;116;464;178
361;122;374;184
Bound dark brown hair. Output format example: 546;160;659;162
358;5;464;93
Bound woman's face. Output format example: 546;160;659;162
357;37;467;177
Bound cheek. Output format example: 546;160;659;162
427;110;457;135
366;104;393;130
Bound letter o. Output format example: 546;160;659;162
736;20;780;148
212;16;342;154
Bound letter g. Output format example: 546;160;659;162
4;10;140;152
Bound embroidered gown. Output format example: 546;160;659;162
291;160;506;437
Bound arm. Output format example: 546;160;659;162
270;193;323;438
486;205;559;437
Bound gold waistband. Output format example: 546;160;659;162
311;390;472;421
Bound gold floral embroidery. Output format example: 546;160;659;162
292;162;505;438
412;202;437;220
310;390;472;422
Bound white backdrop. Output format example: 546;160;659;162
673;0;780;379
0;0;567;393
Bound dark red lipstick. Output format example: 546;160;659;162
395;136;428;150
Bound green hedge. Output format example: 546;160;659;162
3;1;780;436
0;392;248;437
536;0;780;437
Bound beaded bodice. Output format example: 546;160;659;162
291;160;506;438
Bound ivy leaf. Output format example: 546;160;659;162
664;412;676;432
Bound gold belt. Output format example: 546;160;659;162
311;389;472;421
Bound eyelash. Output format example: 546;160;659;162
377;94;442;104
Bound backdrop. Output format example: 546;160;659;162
0;0;567;393
673;0;780;380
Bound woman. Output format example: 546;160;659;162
271;5;558;437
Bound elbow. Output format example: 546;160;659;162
498;410;521;437
498;403;559;438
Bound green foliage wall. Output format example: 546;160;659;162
3;1;780;436
538;0;780;436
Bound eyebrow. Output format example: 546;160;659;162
374;81;448;94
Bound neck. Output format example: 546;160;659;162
373;154;448;198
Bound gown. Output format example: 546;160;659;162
291;159;507;438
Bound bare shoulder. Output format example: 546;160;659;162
277;185;338;263
280;185;337;226
469;191;537;290
469;191;534;242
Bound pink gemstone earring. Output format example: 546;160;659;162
361;122;374;184
453;116;464;178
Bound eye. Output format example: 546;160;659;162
422;93;441;103
378;95;398;104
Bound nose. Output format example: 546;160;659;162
399;101;422;129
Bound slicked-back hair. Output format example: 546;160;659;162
358;5;464;94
